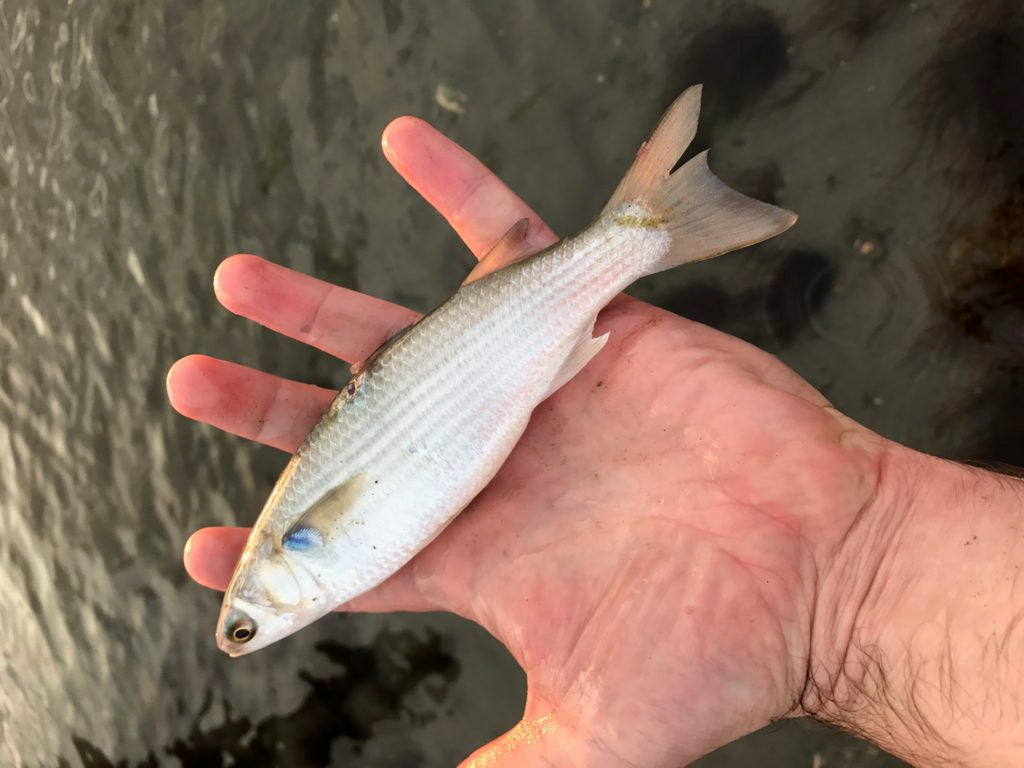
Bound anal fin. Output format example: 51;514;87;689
543;329;610;398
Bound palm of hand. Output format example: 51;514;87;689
417;297;878;766
169;117;881;766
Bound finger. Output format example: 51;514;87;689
458;705;594;768
166;354;334;453
184;526;439;613
214;124;557;364
214;253;421;363
183;527;249;590
382;116;559;259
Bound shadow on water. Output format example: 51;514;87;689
59;629;459;768
658;249;837;352
671;4;790;130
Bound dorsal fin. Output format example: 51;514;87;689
350;324;415;376
462;218;539;285
281;473;368;550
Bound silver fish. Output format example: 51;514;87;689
216;85;796;655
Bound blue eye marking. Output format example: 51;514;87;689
282;525;323;552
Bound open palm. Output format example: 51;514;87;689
168;117;885;766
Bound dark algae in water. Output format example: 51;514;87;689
929;181;1024;467
59;629;459;768
908;2;1024;175
904;0;1024;466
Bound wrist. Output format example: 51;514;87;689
805;441;1024;766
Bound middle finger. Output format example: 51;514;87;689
167;354;335;452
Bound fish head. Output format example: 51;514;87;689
215;522;337;657
216;471;369;655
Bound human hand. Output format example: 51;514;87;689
167;117;1002;766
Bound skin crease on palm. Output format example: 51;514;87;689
166;116;893;767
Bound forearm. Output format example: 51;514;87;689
808;442;1024;766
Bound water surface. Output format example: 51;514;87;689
1;1;1020;765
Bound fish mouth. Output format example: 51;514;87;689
215;591;336;656
217;641;250;658
216;600;266;657
216;628;252;657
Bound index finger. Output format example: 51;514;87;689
382;116;558;259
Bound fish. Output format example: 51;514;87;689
216;85;797;655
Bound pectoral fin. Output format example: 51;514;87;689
282;473;368;550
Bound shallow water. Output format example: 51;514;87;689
1;0;1020;765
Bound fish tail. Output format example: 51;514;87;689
602;85;797;273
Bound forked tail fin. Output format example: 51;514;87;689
603;85;797;272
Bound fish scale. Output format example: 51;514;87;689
250;224;660;590
215;86;797;654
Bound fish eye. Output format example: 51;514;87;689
226;615;256;643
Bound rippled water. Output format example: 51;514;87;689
1;1;1020;766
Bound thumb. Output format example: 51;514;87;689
458;711;565;768
458;699;617;768
457;696;716;768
